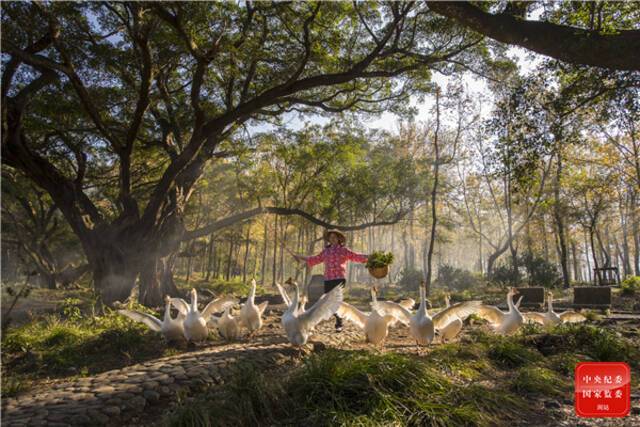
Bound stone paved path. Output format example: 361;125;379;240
1;341;297;426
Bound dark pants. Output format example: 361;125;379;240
324;278;346;329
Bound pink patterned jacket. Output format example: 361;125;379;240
306;244;368;280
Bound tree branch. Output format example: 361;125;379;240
182;206;411;242
427;1;640;71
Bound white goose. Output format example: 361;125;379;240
170;288;237;342
276;280;344;347
118;296;185;342
239;279;269;335
211;307;241;341
337;288;400;346
369;287;415;328
524;291;586;327
375;284;481;345
477;287;524;335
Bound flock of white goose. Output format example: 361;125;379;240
118;281;587;348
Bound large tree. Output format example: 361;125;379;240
2;2;483;305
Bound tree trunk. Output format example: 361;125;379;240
619;195;632;277
272;215;278;285
553;146;570;288
159;255;180;297
402;226;410;272
233;236;242;279
478;211;484;275
242;225;251;283
631;191;640;275
138;257;162;306
205;234;215;281
279;219;286;282
590;226;600;283
542;215;550;262
225;240;234;281
584;229;592;283
90;250;139;306
260;220;268;283
571;240;581;282
425;88;441;296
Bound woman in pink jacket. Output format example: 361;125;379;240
292;229;368;332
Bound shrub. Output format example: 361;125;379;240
621;276;640;296
519;252;562;288
436;264;482;291
489;263;521;287
397;267;423;291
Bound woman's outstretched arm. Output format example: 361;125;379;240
305;250;325;267
344;247;368;264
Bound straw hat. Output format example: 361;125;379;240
323;229;346;245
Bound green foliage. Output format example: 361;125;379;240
519;252;561;288
489;253;561;288
489;263;522;287
554;324;638;365
397;267;423;291
511;366;564;397
488;338;542;369
436;264;482;291
61;298;83;321
166;350;531;427
548;353;580;376
621;276;640;296
365;251;394;269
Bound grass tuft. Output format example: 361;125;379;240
553;323;638;366
165;349;535;427
487;338;542;369
511;366;565;396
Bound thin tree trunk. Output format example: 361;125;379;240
272;215;278;285
205;234;215;281
225;240;234;281
242;225;251;283
425;88;441;296
571;240;581;282
583;229;592;283
260;220;268;283
590;226;600;283
553;145;570;288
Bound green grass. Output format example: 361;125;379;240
165;349;534;427
510;366;565;397
552;323;639;365
1;307;175;397
427;342;491;380
487;338;542;369
547;353;580;376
